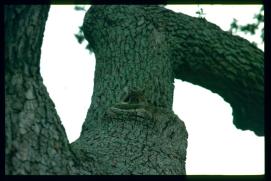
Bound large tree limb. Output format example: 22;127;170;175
5;5;86;174
152;7;264;136
83;5;264;136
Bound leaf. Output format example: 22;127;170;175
74;34;85;44
79;25;84;32
86;44;93;54
229;18;238;32
240;24;257;35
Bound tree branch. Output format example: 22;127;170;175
161;8;264;136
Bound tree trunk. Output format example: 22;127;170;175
4;5;83;175
73;5;263;174
79;5;264;137
5;5;263;175
71;5;188;175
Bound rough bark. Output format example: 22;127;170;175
162;8;264;136
79;5;264;136
4;5;83;175
73;5;263;174
72;107;187;174
5;4;264;175
71;5;188;175
124;5;263;136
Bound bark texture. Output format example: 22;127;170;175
81;5;263;136
163;9;264;136
72;5;188;175
72;107;187;174
134;5;263;136
73;5;263;174
5;4;264;175
4;5;83;175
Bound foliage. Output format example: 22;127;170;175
74;5;93;54
75;25;85;44
195;7;206;18
229;6;264;43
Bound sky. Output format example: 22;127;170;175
40;5;264;175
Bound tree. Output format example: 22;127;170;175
5;5;263;175
4;5;85;175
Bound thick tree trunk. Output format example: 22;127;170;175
73;5;263;174
71;5;188;175
5;5;263;175
78;5;264;136
4;5;82;175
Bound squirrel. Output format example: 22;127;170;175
114;87;146;110
123;89;145;104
